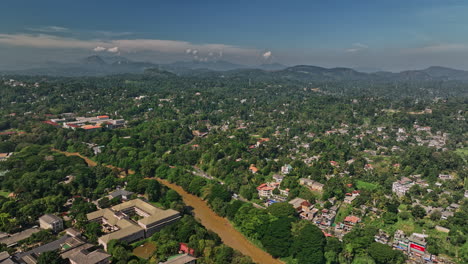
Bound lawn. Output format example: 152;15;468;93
133;241;157;259
455;147;468;162
356;180;379;191
335;204;353;223
0;190;10;198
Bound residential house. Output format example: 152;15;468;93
163;254;197;264
249;164;259;174
438;174;453;181
108;189;134;201
289;198;306;212
272;174;284;183
68;249;111;264
374;230;390;245
344;190;360;204
342;215;361;232
39;214;64;233
299;178;324;192
257;184;275;198
408;233;428;256
281;164;293;174
0;153;12;162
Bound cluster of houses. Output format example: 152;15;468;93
0;195;195;264
0;214;111;264
2;79;39;88
287;197;361;239
44;114;125;131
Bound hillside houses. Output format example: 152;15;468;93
45;115;126;131
299;178;324;192
392;177;414;197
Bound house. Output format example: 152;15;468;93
39;214;64;233
281;164;293;174
374;229;390;245
408;233;428;255
438;174;453;181
179;243;195;255
279;188;290;196
393;230;409;252
392;177;414;197
299;178;324;192
316;209;337;229
343;215;361;232
68;249;111;264
249;164;259;174
0;252;11;264
257;184;275;197
108;189;134;201
163;254;197;264
0;227;41;247
256;138;270;147
16;234;89;263
289;198;306;211
272;174;284;183
87;199;181;250
343;192;359;204
0;153;12;162
435;225;450;233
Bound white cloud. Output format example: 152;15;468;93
0;33;261;62
262;51;272;59
93;46;106;52
107;46;119;53
346;43;369;53
26;26;69;33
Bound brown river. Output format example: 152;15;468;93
54;150;282;264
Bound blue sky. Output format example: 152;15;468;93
1;0;468;70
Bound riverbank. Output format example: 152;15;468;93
52;149;282;264
157;178;283;264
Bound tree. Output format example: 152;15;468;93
266;202;296;218
383;212;398;224
291;222;326;264
411;205;426;219
37;250;65;264
214;245;234;264
146;180;161;202
84;221;103;243
111;245;130;262
261;217;293;258
226;200;244;220
368;243;404;264
429;210;441;221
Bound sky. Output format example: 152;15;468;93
1;0;468;71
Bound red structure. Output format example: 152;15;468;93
179;243;195;255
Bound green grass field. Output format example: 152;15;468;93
0;190;10;198
455;147;468;162
356;180;379;191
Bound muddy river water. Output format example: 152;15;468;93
55;150;282;264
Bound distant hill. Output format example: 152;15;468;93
82;55;107;66
167;60;246;71
258;63;287;71
3;55;468;82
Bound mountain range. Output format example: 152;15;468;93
3;55;468;82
